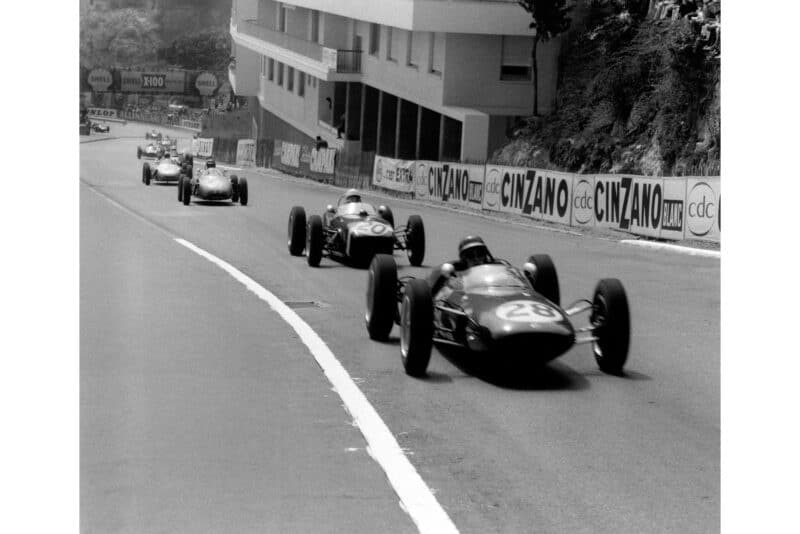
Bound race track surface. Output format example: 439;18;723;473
81;123;720;533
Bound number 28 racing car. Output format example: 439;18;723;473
178;159;248;206
365;236;631;378
287;189;425;268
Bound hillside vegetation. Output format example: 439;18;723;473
493;4;720;176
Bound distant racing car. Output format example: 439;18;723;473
137;143;164;159
91;122;110;133
158;136;177;150
365;236;631;377
142;154;184;185
179;159;248;206
287;189;425;268
145;129;162;140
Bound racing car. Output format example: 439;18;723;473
145;129;162;140
178;159;248;206
158;136;177;150
91;122;110;133
365;236;631;377
287;189;425;268
137;143;164;159
142;153;184;185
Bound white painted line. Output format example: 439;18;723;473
621;239;720;259
174;237;459;534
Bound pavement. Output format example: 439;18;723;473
80;122;719;533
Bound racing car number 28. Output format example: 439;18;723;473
496;301;559;322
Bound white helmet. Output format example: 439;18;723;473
344;189;361;203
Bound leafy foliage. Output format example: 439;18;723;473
80;7;162;66
160;30;231;71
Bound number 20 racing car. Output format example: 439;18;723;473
365;237;631;378
178;159;248;206
287;190;425;268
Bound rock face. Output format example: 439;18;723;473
492;9;720;177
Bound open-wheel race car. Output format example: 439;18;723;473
365;236;631;378
158;136;177;150
287;189;425;268
142;153;185;185
137;143;164;159
145;129;162;140
178;159;248;206
91;122;110;133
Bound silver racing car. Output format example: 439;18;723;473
178;159;248;206
142;154;184;185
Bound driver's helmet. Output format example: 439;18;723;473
458;236;492;267
344;188;361;203
206;159;216;169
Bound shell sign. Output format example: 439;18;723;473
195;72;218;96
88;68;113;92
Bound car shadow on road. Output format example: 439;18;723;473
192;201;238;207
152;182;178;187
434;345;590;391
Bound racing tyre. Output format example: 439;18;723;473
137;147;142;159
143;164;151;186
378;205;395;227
406;215;425;266
365;254;397;341
238;177;248;206
288;206;307;256
591;278;630;375
231;175;239;203
525;254;560;306
306;215;324;267
400;278;434;377
182;179;191;205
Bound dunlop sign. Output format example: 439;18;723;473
86;107;117;119
236;139;256;167
415;161;484;208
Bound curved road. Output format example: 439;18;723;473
81;123;719;533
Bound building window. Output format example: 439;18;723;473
406;31;416;67
429;32;443;75
287;66;294;92
369;23;380;56
500;36;532;81
310;10;319;43
386;27;394;61
268;58;274;81
277;62;283;86
298;71;305;96
277;3;287;32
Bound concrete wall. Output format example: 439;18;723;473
321;13;350;50
256;0;275;26
259;67;322;141
231;45;261;96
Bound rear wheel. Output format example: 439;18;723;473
288;206;307;256
231;175;239;203
591;278;630;374
400;279;434;377
406;215;425;266
525;254;560;306
306;215;323;267
182;179;191;205
177;176;184;201
238;177;248;206
365;254;398;340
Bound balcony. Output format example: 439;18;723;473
234;19;362;78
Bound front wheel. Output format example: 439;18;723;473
182;179;191;205
306;215;323;267
365;254;397;340
591;278;630;374
406;215;425;266
238;177;248;206
288;206;307;256
231;175;239;203
142;164;151;186
137;147;142;159
177;176;184;202
400;278;433;377
525;254;560;306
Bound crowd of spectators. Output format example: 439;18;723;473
650;0;720;56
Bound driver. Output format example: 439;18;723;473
343;188;362;203
206;158;216;169
457;236;494;268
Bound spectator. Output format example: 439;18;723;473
315;136;328;150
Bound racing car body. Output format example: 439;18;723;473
179;167;248;206
287;196;425;268
137;143;164;159
158;136;177;150
365;252;630;377
91;122;110;133
145;129;162;140
142;155;183;185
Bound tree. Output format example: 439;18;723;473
517;0;573;116
161;30;231;71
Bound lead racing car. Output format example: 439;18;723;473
287;189;425;268
365;236;631;377
142;153;184;185
178;159;248;206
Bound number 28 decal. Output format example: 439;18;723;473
495;300;560;323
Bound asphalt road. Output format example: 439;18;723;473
81;123;720;533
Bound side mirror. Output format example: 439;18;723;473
441;263;456;278
326;204;335;214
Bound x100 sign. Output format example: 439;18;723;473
141;74;166;88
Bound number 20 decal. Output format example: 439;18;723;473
496;301;559;322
